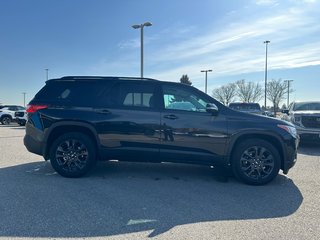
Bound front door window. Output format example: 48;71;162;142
163;86;209;113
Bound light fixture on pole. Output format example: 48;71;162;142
200;69;212;94
132;22;152;78
284;79;293;107
263;40;270;110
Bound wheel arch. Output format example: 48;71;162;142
0;114;13;120
227;132;285;170
44;122;100;160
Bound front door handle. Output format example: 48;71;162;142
164;114;178;120
95;109;111;114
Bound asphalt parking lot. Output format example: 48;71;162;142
0;124;319;240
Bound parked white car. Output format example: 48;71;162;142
15;110;27;126
0;105;25;125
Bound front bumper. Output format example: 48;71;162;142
296;126;320;142
282;135;299;174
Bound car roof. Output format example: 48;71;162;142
292;101;320;104
45;76;200;87
0;105;21;108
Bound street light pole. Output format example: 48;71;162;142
201;69;212;94
284;80;293;107
132;22;152;78
45;68;49;81
22;92;26;107
264;40;270;110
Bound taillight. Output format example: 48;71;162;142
26;104;48;113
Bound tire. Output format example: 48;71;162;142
1;116;11;125
49;132;97;178
18;120;26;126
232;139;280;185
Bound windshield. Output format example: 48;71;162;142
293;102;320;111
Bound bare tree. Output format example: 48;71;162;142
235;79;263;103
212;83;237;105
281;103;287;110
180;74;192;85
267;79;289;115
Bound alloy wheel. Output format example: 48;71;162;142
240;146;275;180
55;139;89;173
2;117;11;125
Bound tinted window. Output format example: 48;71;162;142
229;103;261;110
162;84;210;112
293;102;320;111
8;106;17;111
34;80;113;107
109;82;156;109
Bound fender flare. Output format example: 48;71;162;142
226;129;285;165
43;121;101;159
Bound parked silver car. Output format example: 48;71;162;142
229;102;263;115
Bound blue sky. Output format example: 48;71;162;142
0;0;319;106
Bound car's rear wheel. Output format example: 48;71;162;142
232;139;280;185
1;116;11;125
49;132;96;178
17;120;26;126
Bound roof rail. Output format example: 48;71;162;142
56;76;158;81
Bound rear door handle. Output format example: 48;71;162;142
164;114;178;120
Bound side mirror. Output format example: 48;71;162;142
206;103;219;116
282;109;289;115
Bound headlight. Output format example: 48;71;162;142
278;124;298;138
291;115;302;127
294;116;301;122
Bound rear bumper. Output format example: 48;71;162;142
24;134;44;157
24;122;46;158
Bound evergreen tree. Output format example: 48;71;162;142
180;74;192;85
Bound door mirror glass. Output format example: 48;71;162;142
281;109;289;115
206;103;219;115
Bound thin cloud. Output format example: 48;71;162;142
255;0;280;6
90;1;320;87
146;5;320;81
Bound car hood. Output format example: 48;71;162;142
292;111;320;115
227;108;292;126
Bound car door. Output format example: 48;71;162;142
159;83;228;165
96;80;162;161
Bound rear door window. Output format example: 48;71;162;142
107;81;158;109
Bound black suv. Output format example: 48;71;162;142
24;76;299;185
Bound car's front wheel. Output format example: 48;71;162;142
49;132;96;178
232;139;280;185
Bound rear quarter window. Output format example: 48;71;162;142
33;81;114;107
